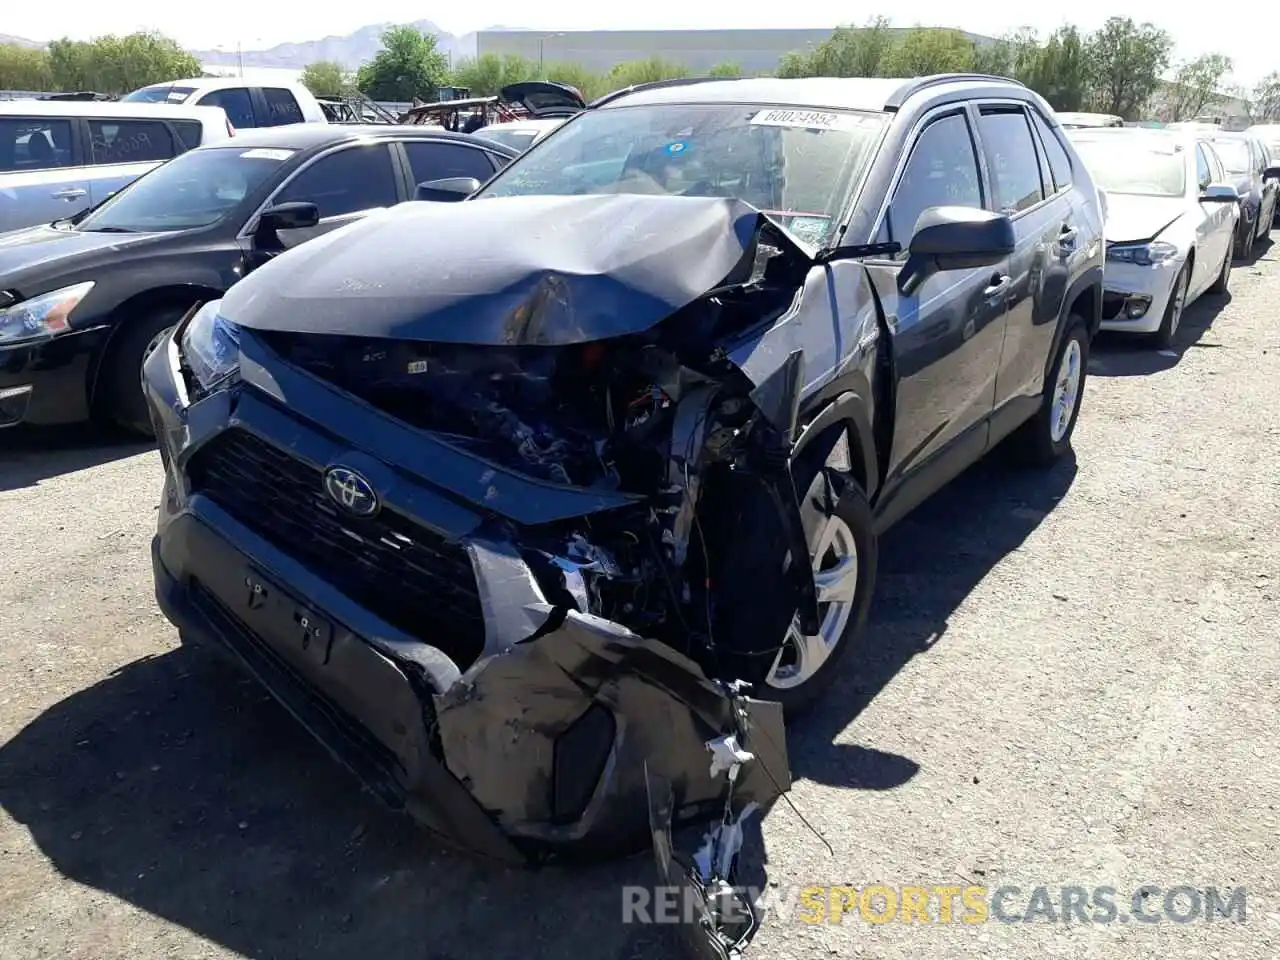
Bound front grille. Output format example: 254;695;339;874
187;429;485;665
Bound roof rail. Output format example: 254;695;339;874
884;73;1026;110
589;75;731;109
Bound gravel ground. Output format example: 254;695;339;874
2;239;1278;960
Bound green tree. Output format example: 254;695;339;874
1253;71;1280;121
1084;17;1173;120
808;18;898;78
451;53;536;96
355;25;450;102
0;43;53;90
605;56;688;90
881;26;975;76
775;50;813;79
1165;53;1233;121
300;60;349;98
47;31;200;94
545;61;607;101
708;61;742;79
1023;26;1089;111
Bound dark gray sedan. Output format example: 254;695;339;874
1207;132;1280;256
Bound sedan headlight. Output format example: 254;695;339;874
180;299;241;390
1106;240;1179;266
0;281;95;345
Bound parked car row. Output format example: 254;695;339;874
0;71;1268;956
1065;125;1278;347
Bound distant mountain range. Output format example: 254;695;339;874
0;23;531;70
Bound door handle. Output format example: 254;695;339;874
51;187;86;200
983;274;1011;298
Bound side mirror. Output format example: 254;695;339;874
899;206;1016;295
1200;183;1239;203
1264;166;1280;180
414;177;481;202
257;201;320;233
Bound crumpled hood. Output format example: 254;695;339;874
222;193;801;346
1102;194;1186;244
0;223;162;282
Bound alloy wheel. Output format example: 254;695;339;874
1050;338;1083;444
767;512;860;690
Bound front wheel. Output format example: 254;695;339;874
709;441;878;716
1208;241;1232;295
1007;315;1089;467
96;306;188;438
1151;264;1189;349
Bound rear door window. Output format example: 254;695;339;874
402;140;499;185
276;144;399;218
977;108;1046;213
0;118;75;172
262;88;305;126
197;88;256;128
88;119;177;164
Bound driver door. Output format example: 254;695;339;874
1194;141;1233;287
862;107;1010;525
258;143;401;253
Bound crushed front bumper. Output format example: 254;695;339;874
145;326;791;888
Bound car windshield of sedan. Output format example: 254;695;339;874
74;145;294;233
1210;140;1251;174
1070;137;1187;198
476;103;887;246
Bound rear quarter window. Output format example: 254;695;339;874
262;88;305;126
171;120;204;152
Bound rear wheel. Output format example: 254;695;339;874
1151;265;1189;349
1007;315;1089;467
96;305;188;438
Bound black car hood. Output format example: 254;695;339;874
223;194;805;346
0;223;163;289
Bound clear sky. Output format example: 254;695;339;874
6;2;1277;88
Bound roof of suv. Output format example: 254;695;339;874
595;74;1029;113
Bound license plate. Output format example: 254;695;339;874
241;568;334;666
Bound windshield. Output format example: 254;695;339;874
1070;137;1187;197
76;145;292;233
477;103;887;246
121;85;196;104
1210;140;1250;173
483;129;539;152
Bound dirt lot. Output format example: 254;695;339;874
2;240;1279;960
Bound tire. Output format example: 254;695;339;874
1232;216;1251;261
710;436;878;716
1151;265;1188;350
1208;241;1232;295
96;305;188;438
1007;315;1089;467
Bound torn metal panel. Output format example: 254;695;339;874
431;608;790;859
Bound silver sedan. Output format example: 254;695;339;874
1068;128;1239;348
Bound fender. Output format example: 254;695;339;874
1044;264;1103;384
792;387;880;502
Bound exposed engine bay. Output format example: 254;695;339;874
259;226;821;683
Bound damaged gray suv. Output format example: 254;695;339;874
143;72;1103;950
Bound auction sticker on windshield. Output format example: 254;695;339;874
750;109;872;131
240;148;295;161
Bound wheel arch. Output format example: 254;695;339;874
88;283;224;409
791;386;880;502
1044;265;1103;387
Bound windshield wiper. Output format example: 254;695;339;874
80;226;136;233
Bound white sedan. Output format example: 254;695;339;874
1068;128;1239;348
